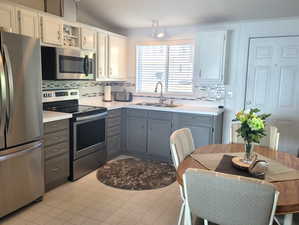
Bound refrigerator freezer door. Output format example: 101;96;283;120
0;48;6;149
1;32;42;148
0;141;44;217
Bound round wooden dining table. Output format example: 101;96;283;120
177;144;299;225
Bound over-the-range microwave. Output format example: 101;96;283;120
41;46;96;80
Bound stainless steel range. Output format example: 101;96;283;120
43;89;107;181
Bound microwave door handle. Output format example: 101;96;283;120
0;49;7;135
86;57;90;76
2;44;14;133
84;55;89;76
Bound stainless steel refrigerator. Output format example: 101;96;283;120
0;32;44;218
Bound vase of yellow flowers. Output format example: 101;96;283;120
235;108;271;164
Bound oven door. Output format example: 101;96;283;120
56;48;95;80
72;112;107;160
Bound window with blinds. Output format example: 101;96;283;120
136;41;194;94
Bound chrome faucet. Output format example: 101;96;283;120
154;81;166;104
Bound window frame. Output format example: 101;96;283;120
135;40;195;97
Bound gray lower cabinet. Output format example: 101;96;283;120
173;112;223;148
125;109;173;161
126;116;147;154
43;119;70;191
124;108;223;161
107;109;122;159
183;126;213;148
147;119;172;159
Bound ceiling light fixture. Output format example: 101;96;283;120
152;20;166;39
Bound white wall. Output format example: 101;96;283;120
127;17;299;155
77;9;126;35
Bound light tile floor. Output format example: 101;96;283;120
1;160;298;225
0;170;181;225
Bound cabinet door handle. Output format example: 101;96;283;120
51;168;59;172
199;69;202;78
57;31;61;40
18;11;22;34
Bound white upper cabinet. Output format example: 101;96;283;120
40;15;63;46
108;35;127;80
0;1;128;81
97;32;108;80
0;3;16;33
194;30;228;84
81;27;96;50
17;8;39;38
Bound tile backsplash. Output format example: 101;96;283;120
42;80;132;97
42;80;225;101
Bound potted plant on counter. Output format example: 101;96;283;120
234;108;271;164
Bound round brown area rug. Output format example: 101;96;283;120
96;158;176;190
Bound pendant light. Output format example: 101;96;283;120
152;20;166;39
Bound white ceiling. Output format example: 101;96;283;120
79;0;299;29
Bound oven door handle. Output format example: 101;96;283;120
75;112;107;122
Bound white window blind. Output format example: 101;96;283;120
136;42;194;94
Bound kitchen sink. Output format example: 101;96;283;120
135;102;179;108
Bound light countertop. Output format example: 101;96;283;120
43;111;72;123
80;97;224;116
43;97;224;123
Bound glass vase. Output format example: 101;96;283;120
243;143;255;164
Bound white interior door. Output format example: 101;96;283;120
245;36;299;155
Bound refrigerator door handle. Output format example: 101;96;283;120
2;44;14;133
0;49;7;135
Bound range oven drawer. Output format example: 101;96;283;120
71;148;107;181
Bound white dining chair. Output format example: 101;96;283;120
183;168;279;225
170;128;195;225
230;122;280;151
